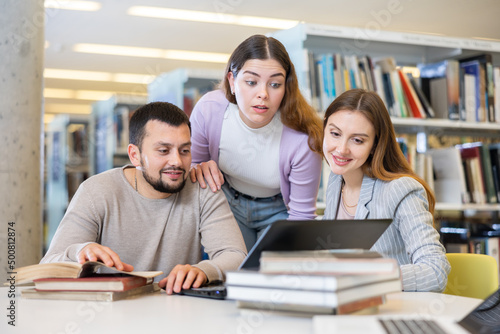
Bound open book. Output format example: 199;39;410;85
14;261;163;285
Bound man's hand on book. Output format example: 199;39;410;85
78;243;134;272
159;264;207;295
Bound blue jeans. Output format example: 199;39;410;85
222;183;289;252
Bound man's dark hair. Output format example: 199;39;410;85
129;101;191;150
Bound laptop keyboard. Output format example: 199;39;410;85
379;319;447;334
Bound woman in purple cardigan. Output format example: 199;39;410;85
189;35;323;251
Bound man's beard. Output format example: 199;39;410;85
142;167;187;194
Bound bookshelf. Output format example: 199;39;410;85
89;95;147;176
44;114;90;250
148;68;223;117
272;23;500;207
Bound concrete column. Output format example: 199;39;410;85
0;0;44;283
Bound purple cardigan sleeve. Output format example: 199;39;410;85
280;127;322;220
190;90;228;165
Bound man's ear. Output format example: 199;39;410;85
128;144;141;167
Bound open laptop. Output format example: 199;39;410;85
313;287;500;334
179;219;392;299
239;218;393;270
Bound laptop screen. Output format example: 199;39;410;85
458;287;500;334
239;219;392;270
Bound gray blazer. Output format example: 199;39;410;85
324;173;450;292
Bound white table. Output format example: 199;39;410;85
1;287;482;334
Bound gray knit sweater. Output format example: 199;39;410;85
41;166;247;282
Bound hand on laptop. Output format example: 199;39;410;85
77;243;134;272
159;264;208;295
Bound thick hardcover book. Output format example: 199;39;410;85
33;275;149;292
259;250;397;275
21;283;161;302
14;261;163;285
236;295;385;315
227;279;402;308
226;269;400;292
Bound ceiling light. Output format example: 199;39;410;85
44;104;92;116
45;69;111;82
44;88;146;101
44;68;155;84
44;1;101;11
73;43;230;63
127;6;299;30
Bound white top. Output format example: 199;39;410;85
219;103;283;197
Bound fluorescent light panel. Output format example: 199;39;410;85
73;43;230;63
44;0;101;11
127;6;299;30
44;88;147;101
45;104;92;116
44;68;154;84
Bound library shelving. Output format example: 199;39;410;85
271;23;500;209
44;114;90;250
148;68;223;116
89;94;147;176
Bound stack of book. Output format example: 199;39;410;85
226;250;402;315
15;261;163;302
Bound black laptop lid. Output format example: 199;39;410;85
458;287;500;334
239;219;392;270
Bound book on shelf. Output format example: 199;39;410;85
455;143;487;204
33;275;150;292
427;147;469;204
397;69;426;119
333;54;345;100
236;295;385;315
375;57;407;117
227;279;402;310
13;261;163;285
418;59;460;120
21;283;161;302
479;143;498;203
459;60;487;122
494;67;500;123
459;54;495;123
307;51;321;110
489;143;500;200
226;268;400;292
259;249;398;275
408;75;435;118
457;142;498;204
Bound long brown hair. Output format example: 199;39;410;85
222;34;322;154
323;89;436;214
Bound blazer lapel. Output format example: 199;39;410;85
326;174;343;218
355;176;376;219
